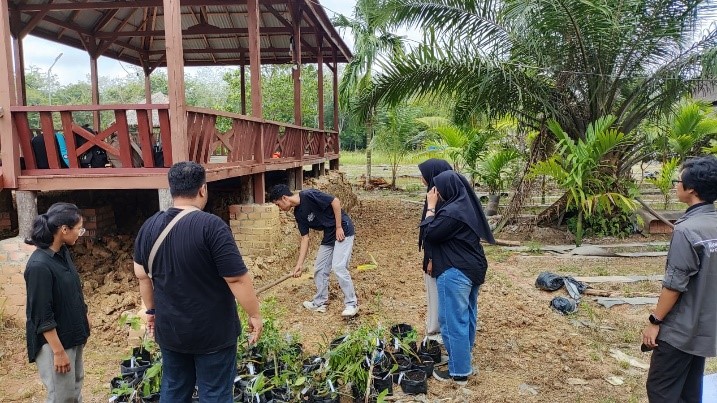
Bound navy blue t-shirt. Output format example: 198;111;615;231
134;208;248;354
294;189;355;245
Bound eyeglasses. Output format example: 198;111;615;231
671;179;683;186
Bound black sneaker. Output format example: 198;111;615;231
432;368;468;386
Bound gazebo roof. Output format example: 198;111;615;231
9;0;352;71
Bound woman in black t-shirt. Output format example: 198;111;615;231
24;202;90;402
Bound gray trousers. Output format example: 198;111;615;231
312;235;357;307
36;343;84;403
425;272;441;337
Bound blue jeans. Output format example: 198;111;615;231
160;344;236;403
437;268;479;377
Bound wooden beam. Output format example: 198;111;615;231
317;34;324;131
90;57;100;130
240;63;246;115
292;2;302;126
164;0;189;162
18;10;49;38
145;72;152;104
147;46;336;55
94;26;297;39
302;0;352;62
12;37;26;106
332;49;339;132
264;3;317;57
247;0;262;118
0;0;18;188
13;0;290;11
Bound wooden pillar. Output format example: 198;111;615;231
164;0;188;162
292;3;302;125
16;190;37;241
90;56;101;129
317;35;324;130
247;0;262;118
240;63;247;115
12;37;26;105
287;167;302;191
332;49;339;131
252;173;266;204
144;70;152;104
0;1;18;189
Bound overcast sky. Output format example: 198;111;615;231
22;1;363;85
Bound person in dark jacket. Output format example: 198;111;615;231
418;159;495;345
642;155;717;402
24;202;90;402
422;170;490;385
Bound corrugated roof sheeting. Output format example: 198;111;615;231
9;0;350;66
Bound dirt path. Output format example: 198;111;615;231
0;192;678;402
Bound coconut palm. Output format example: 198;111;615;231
530;116;636;246
334;0;405;182
359;0;717;225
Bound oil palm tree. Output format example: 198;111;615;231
359;0;717;225
530;116;636;246
415;116;494;173
334;0;405;182
665;100;717;161
469;149;522;216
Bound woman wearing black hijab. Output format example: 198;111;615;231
421;170;492;385
418;159;453;342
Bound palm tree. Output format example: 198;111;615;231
469;149;522;216
360;0;717;225
371;104;421;188
415;116;493;173
665;100;717;161
530;116;636;246
334;0;405;182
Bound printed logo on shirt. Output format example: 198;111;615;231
696;238;717;254
307;212;315;222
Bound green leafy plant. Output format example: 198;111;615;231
529;116;636;245
140;363;162;397
647;157;679;209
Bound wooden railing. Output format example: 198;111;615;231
11;104;172;171
186;107;339;165
8;105;339;186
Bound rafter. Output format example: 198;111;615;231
11;0;289;11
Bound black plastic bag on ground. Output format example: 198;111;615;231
550;297;577;315
563;276;587;301
535;272;565;291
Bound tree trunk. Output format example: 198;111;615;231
575;209;584;246
365;114;373;182
536;193;568;226
486;194;500;216
495;125;551;232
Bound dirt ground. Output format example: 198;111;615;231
0;183;697;403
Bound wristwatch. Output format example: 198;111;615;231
427;208;436;213
649;314;663;325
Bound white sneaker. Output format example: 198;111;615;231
341;305;359;317
302;301;327;313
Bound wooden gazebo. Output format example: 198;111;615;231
0;0;351;234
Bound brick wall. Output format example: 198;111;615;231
229;204;281;257
80;205;116;238
0;238;37;322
